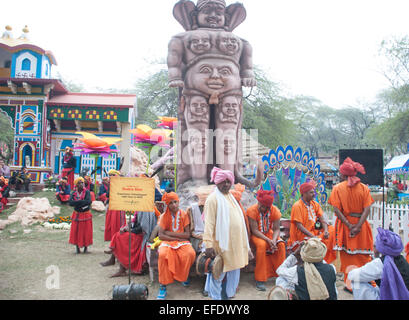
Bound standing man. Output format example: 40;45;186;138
83;176;95;201
246;190;286;291
328;157;374;292
203;167;250;300
288;181;336;264
61;147;76;189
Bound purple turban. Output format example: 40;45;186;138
210;167;234;185
375;227;409;300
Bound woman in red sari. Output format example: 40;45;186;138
68;177;93;254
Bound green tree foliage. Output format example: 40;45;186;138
288;96;377;157
0;115;14;163
133;64;297;149
242;67;297;149
134;67;179;127
367;36;409;155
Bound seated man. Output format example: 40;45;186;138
15;167;31;192
0;176;10;213
108;211;146;278
246;190;286;291
347;227;409;300
156;192;196;300
56;178;71;204
288;181;336;264
100;170;126;266
275;238;338;300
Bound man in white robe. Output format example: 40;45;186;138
203;167;250;300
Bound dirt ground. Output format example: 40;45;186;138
0;204;352;300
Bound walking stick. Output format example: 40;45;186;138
128;210;132;285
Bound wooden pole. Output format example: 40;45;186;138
128;211;132;285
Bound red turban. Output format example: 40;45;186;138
256;190;275;207
300;181;316;194
210;167;235;185
339;157;365;187
162;192;179;205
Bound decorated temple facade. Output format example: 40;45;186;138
0;26;136;184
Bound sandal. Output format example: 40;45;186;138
256;281;266;291
157;285;167;300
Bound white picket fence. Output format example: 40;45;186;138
326;202;409;247
368;202;409;246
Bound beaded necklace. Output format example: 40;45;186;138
259;208;271;234
63;153;73;163
74;188;86;201
171;210;181;232
301;198;316;222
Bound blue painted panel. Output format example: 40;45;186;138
54;155;60;174
60;140;73;150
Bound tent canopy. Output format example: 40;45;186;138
384;153;409;174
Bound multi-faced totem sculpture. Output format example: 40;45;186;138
168;0;262;187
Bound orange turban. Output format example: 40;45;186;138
162;192;179;205
339;157;365;187
0;176;8;185
256;190;275;207
74;177;84;186
230;183;245;202
300;181;317;194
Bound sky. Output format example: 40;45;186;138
1;0;408;109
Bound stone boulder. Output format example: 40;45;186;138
0;197;60;229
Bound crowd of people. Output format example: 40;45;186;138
61;155;409;301
3;148;409;300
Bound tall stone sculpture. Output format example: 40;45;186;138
168;0;262;188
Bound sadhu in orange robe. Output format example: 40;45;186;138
288;199;337;264
247;204;286;281
328;180;374;278
158;209;196;285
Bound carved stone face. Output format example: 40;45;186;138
221;95;240;118
223;135;236;155
188;31;211;55
197;3;226;28
217;32;240;55
189;134;207;154
189;96;209;116
185;58;241;96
